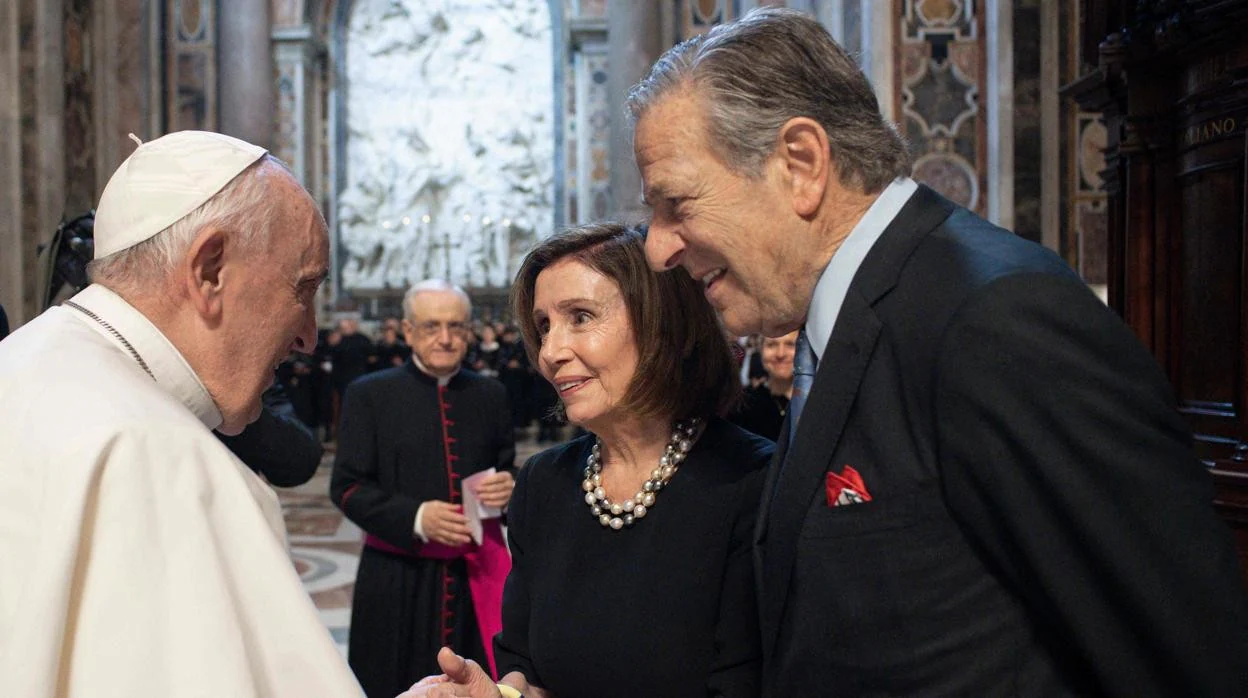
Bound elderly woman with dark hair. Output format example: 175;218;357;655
407;223;773;698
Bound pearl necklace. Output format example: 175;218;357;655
582;417;701;530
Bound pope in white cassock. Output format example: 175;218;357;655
0;131;365;697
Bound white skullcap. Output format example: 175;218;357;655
93;130;268;259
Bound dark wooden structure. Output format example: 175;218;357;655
1069;0;1248;579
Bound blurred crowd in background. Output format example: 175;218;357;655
284;314;797;447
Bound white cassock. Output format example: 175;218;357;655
0;285;364;698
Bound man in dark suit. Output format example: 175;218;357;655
627;7;1248;697
217;378;324;487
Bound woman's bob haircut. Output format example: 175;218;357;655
512;222;741;422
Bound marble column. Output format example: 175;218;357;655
93;0;159;196
165;0;217;132
0;0;22;326
867;0;895;122
219;0;275;147
606;0;664;220
273;25;322;192
0;0;65;328
987;0;1014;232
1039;0;1060;252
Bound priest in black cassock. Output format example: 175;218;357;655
331;280;516;698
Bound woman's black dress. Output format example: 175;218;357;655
494;417;773;698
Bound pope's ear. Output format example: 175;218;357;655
184;226;228;320
776;117;831;217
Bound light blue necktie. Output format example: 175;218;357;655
788;328;817;443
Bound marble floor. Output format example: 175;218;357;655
279;435;555;658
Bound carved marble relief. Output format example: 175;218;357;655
897;0;986;215
338;0;555;292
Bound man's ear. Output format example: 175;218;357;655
775;117;831;217
184;226;228;321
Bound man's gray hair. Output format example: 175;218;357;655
87;155;289;293
402;279;472;323
625;7;911;194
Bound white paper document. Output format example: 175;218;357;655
461;467;503;545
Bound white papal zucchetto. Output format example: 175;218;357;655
93;130;268;259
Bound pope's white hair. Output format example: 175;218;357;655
87;155;288;294
402;279;472;322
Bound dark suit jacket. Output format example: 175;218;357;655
755;185;1248;697
217;379;323;487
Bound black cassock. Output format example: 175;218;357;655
331;361;515;698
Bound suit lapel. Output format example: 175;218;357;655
755;414;791;542
756;291;881;655
753;184;957;657
753;406;791;617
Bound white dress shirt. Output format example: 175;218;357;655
806;177;919;360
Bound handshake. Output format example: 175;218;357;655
398;648;531;698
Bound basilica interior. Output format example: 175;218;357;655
4;0;1248;657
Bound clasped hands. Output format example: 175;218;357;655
422;471;515;547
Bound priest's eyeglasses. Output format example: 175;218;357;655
413;321;470;338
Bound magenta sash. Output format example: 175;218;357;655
363;519;511;678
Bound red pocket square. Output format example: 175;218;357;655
826;465;872;507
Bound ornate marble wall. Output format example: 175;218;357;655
1058;0;1107;286
1;0;65;325
336;0;555;293
64;0;95;216
567;36;610;223
896;0;987;216
167;0;218;132
811;0;863;60
92;0;161;192
273;24;323;189
292;0;1100;303
1013;0;1041;242
563;0;608;224
0;0;1104;324
679;0;743;36
1;0;280;327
